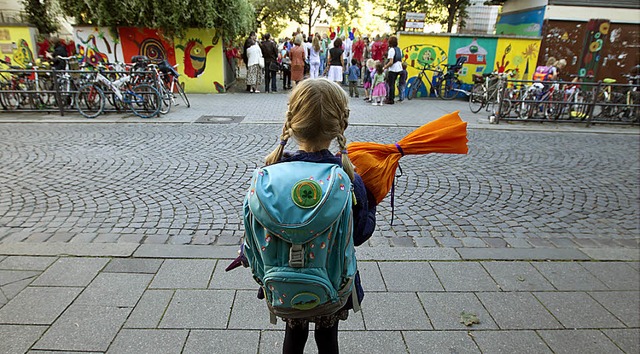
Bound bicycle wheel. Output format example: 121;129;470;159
437;76;462;100
408;78;423;100
173;79;190;108
157;84;172;114
127;84;161;118
76;84;105;118
468;84;485;113
1;82;21;110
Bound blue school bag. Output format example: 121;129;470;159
243;161;360;324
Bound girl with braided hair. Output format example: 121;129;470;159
264;78;377;353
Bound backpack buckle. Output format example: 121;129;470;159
289;244;305;268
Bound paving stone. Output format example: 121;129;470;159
472;330;552;353
124;290;174;329
458;248;589;261
361;292;430;330
106;329;188;354
579;262;640;290
580;248;640;261
338;331;407;354
0;270;40;286
117;234;144;244
0;287;82;324
378;262;444;292
357;261;386;292
403;331;480;353
0;256;57;270
481;261;555;291
1;277;35;300
159;289;235;329
534;292;625;329
0;325;47;354
0;243;137;257
134;244;238;258
430;262;499;291
351;247;460;261
602;329;640;354
103;258;163;274
75;273;152;307
589;291;640;327
228;290;270;329
418;292;498;330
537;329;623;354
209;261;257;290
476;292;562;329
183;329;261;354
259;329;316;354
460;237;488;248
150;259;215;289
30;257;109;287
531;262;608;291
33;304;131;352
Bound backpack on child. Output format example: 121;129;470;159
533;65;554;81
243;161;360;324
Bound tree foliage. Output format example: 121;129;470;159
252;0;302;37
373;0;470;33
373;0;429;33
58;0;255;40
22;0;58;35
428;0;470;33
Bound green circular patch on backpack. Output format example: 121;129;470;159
291;179;322;208
291;292;321;310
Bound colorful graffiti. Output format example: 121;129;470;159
578;19;610;81
399;33;541;86
496;7;545;37
174;28;224;93
0;26;37;68
74;27;122;65
119;27;176;65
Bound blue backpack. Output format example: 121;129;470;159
243;161;359;324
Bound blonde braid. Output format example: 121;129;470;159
337;133;355;181
265;111;294;165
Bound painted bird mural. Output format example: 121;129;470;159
178;39;214;78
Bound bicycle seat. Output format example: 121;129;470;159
472;74;484;83
603;78;616;83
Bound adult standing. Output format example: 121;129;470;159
352;36;364;65
326;37;344;84
319;33;329;75
260;33;279;93
371;35;384;62
245;38;264;93
308;36;322;79
289;35;306;88
242;31;257;92
383;35;402;105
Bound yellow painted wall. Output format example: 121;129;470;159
173;28;225;93
493;38;542;81
399;33;451;83
0;26;37;68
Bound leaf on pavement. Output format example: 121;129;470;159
460;311;480;326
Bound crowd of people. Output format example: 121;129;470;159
239;30;409;105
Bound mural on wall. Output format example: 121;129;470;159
174;28;224;93
0;26;37;68
74;27;122;65
496;7;545;37
399;34;450;97
449;37;496;83
493;39;541;80
577;19;610;82
538;20;639;83
118;27;176;65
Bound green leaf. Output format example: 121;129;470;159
460;311;480;326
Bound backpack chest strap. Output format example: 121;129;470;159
289;244;305;268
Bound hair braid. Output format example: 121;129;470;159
265;111;294;165
337;133;355;181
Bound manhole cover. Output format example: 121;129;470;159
195;115;244;124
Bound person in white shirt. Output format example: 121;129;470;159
382;35;402;104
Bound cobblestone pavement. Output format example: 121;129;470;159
0;118;638;249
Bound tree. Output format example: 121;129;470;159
58;0;255;41
428;0;470;33
22;0;58;35
251;0;303;37
373;0;429;33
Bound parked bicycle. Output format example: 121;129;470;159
436;56;467;100
75;63;162;119
468;71;514;114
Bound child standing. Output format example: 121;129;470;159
397;62;408;102
371;61;387;106
347;59;360;98
362;59;374;101
243;79;377;354
281;49;292;90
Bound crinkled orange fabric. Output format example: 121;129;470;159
347;111;469;204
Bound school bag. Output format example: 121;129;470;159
533;65;554;81
243;161;360;324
